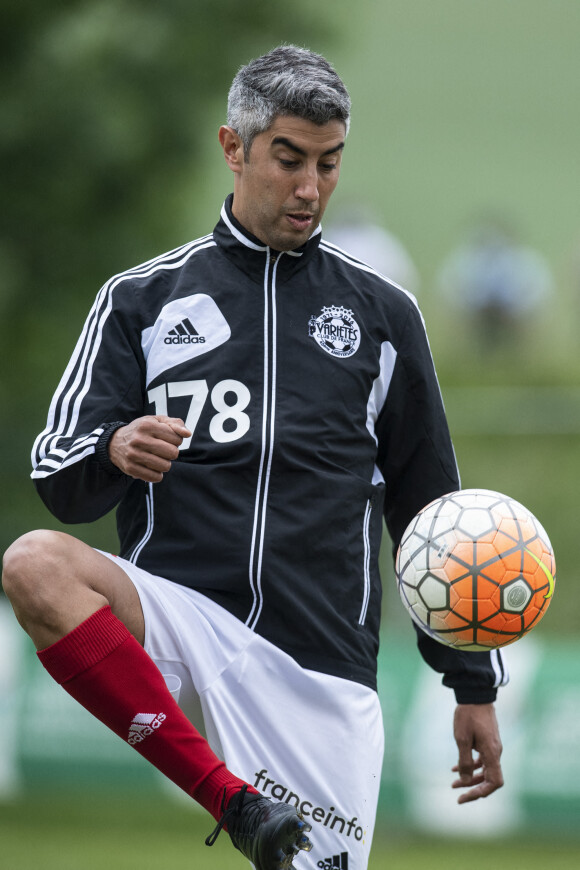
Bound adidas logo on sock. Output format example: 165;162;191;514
317;853;349;870
164;317;206;345
128;712;167;745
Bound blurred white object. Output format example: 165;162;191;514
325;209;420;294
0;598;24;796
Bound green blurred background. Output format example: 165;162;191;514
1;0;579;867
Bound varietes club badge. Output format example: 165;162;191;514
308;306;361;358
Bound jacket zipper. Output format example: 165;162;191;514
246;249;280;629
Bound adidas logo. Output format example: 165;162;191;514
127;712;167;745
317;853;349;870
164;317;206;345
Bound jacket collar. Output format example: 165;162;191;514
213;194;322;283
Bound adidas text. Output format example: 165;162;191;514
318;852;349;870
128;712;167;745
164;335;206;345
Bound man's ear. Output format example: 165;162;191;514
218;126;245;173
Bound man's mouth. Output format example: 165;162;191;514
286;213;315;231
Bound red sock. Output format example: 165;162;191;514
37;605;257;820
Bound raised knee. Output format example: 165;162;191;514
2;530;63;609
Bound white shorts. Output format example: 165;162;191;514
106;554;384;870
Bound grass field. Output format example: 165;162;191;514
1;793;580;870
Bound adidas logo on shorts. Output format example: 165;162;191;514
127;712;167;745
317;852;349;869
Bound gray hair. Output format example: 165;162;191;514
227;45;351;153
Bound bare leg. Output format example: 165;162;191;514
1;527;252;820
2;529;144;649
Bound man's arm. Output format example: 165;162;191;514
413;624;507;801
452;703;504;803
31;276;152;522
375;300;507;801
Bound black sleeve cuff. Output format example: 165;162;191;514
95;422;127;476
450;686;498;705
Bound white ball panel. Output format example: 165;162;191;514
418;574;449;610
456;507;495;540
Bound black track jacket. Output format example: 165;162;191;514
32;195;507;700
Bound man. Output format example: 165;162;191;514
2;46;506;870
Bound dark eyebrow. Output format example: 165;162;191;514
271;136;345;157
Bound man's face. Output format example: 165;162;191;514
223;115;346;252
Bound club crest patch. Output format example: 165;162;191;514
308;306;361;358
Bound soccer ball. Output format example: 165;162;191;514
395;488;556;650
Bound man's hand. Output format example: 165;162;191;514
452;703;503;803
108;416;192;483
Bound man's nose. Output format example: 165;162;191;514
295;166;319;203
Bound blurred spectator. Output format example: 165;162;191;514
437;217;553;351
325;204;420;295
